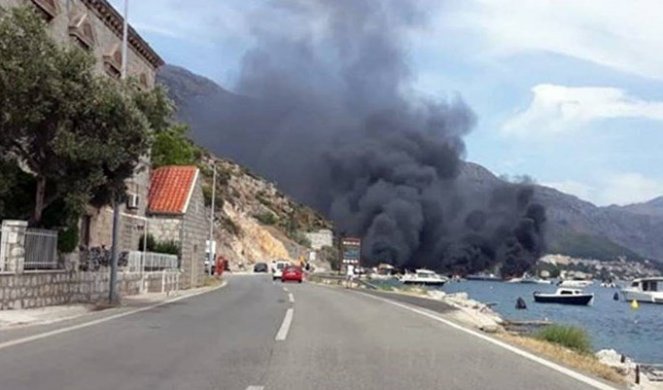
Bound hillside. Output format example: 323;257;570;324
196;152;331;270
158;64;663;263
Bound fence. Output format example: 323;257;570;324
24;228;59;270
126;251;178;273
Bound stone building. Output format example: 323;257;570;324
0;0;164;252
147;166;207;289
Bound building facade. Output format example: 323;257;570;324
305;229;333;250
0;0;164;252
147;166;207;289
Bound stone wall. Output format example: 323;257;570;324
0;270;180;310
180;176;208;289
148;216;182;244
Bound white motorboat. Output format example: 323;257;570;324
558;279;593;288
400;269;448;286
507;273;552;284
621;277;663;304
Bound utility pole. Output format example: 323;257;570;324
208;162;216;275
109;0;129;304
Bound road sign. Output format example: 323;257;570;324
341;237;361;264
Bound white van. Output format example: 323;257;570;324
272;261;290;281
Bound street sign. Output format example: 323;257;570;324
341;237;361;264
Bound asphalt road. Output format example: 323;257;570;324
0;275;615;390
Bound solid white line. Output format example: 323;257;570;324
0;281;228;351
358;292;617;390
246;386;264;390
275;308;294;341
288;293;294;303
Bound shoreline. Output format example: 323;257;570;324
352;278;662;389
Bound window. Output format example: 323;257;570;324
103;44;122;79
31;0;58;21
69;12;95;50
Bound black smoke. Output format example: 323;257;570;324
183;0;546;275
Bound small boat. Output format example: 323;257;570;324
533;288;594;306
466;273;502;281
557;279;593;288
621;277;663;304
507;274;552;284
400;269;448;286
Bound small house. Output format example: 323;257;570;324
147;166;207;288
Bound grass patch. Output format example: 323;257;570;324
498;333;625;384
202;276;223;287
536;324;592;354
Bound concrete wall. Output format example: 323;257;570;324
180;176;207;289
0;270;179;310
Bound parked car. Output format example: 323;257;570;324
272;260;290;281
281;265;303;283
254;262;269;273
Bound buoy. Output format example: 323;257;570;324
631;299;639;310
613;292;619;301
515;297;527;310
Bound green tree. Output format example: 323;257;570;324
151;123;198;168
0;8;160;226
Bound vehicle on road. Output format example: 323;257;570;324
281;265;303;283
272;260;290;281
400;269;448;286
622;277;663;304
533;288;594;306
253;262;269;273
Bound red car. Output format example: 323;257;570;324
281;265;303;283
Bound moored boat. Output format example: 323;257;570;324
621;277;663;304
466;273;502;281
400;269;448;286
533;288;594;306
557;279;593;288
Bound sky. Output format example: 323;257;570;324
109;0;663;207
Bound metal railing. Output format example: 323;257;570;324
126;251;178;272
24;228;59;270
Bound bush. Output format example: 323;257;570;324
138;234;180;255
254;212;277;225
58;225;79;254
536;325;592;354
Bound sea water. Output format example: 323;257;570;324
443;281;663;364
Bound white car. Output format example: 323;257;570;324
272;261;290;281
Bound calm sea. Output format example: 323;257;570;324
442;281;663;364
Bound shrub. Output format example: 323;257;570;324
536;325;592;354
154;240;180;256
254;212;277;225
57;225;79;254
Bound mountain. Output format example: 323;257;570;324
158;64;663;263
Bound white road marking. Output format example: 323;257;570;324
288;293;294;303
282;286;288;292
0;281;228;351
358;292;617;390
246;386;264;390
275;308;294;341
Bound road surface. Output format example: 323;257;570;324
0;275;615;390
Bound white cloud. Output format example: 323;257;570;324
502;84;663;135
544;173;663;206
442;0;663;80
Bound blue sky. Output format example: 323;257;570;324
110;0;663;206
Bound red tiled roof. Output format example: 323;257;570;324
148;166;199;215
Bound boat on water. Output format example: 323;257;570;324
533;288;594;306
557;279;593;288
400;269;448;286
507;273;553;284
466;273;502;281
621;277;663;304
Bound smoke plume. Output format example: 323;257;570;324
187;0;545;275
